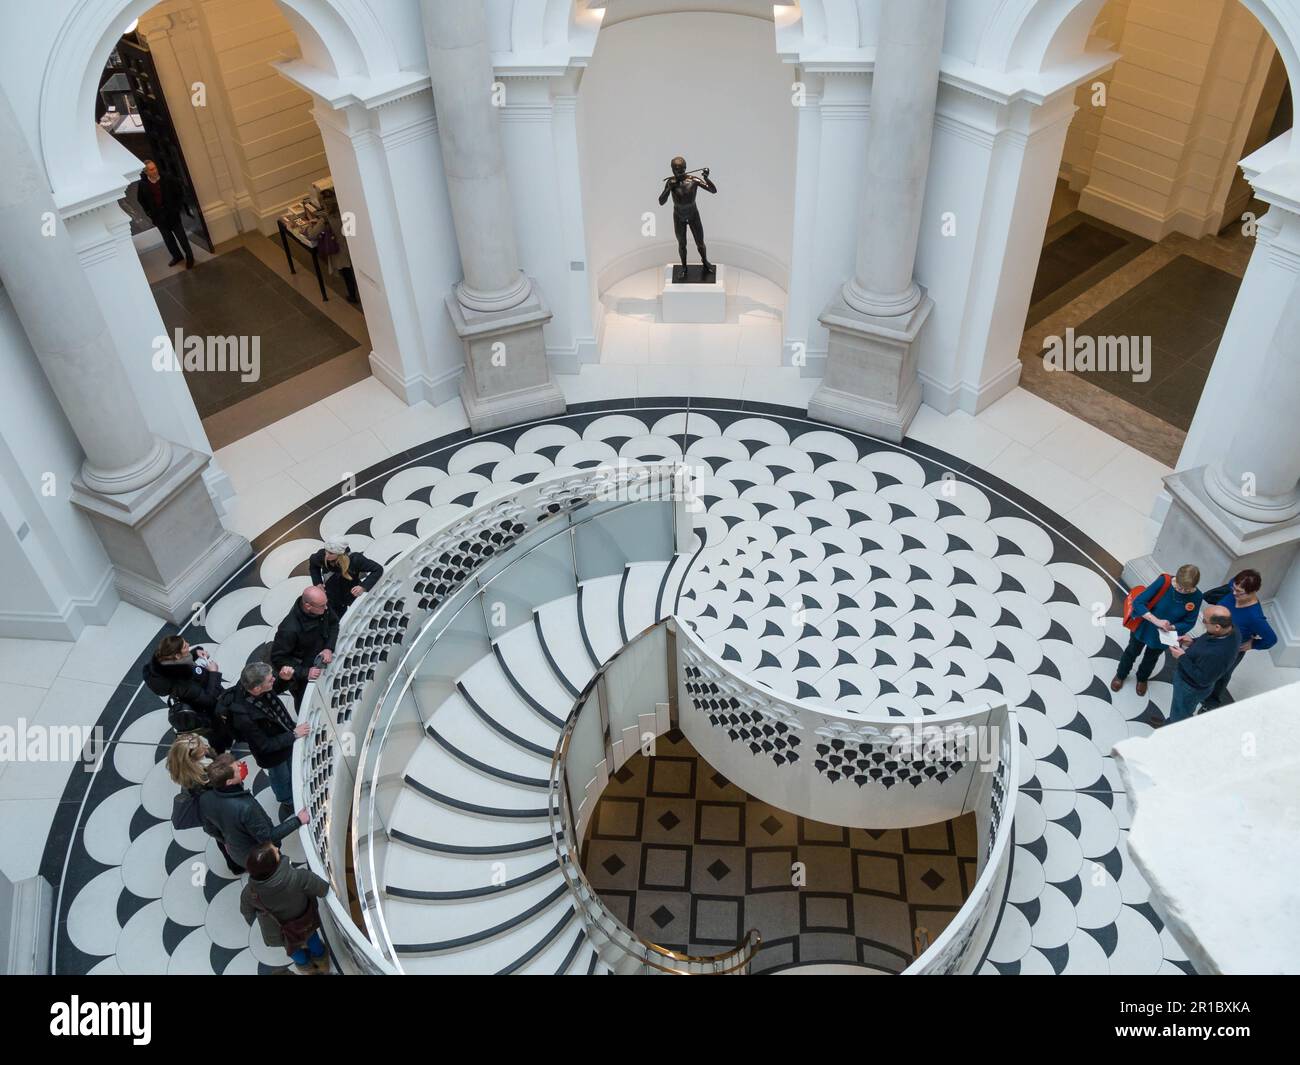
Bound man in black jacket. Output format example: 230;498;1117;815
136;159;194;268
271;586;338;711
142;635;232;752
1167;605;1241;724
198;754;307;870
309;540;384;616
219;662;309;810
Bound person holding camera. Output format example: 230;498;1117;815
143;634;233;753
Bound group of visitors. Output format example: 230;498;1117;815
146;541;383;973
1110;565;1277;725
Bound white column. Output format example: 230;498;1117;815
0;92;167;496
550;72;599;370
807;1;946;442
841;0;947;317
1203;278;1300;523
64;201;234;507
420;0;564;432
422;0;531;313
0;82;249;623
310;90;464;406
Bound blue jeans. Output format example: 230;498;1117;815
290;931;325;966
267;759;293;805
1168;672;1210;724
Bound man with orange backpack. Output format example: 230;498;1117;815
1110;563;1203;697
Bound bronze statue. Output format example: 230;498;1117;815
659;156;717;281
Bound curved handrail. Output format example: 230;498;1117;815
547;622;761;975
901;703;1019;974
292;461;685;972
356;496;682;970
297;457;1012;976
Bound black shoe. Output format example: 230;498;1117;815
167;256;183;267
278;801;294;821
185;257;195;269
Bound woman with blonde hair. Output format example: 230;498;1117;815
308;539;383;617
166;731;212;790
166;734;244;874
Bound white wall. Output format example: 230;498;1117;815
577;11;797;294
0;289;117;640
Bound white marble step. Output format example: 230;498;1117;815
622;560;671;637
491;620;585;718
383;863;563;950
402;734;550;811
514;916;587;975
392;889;574;974
579;573;625;665
459;652;564;750
383;838;556;897
535;593;598;689
418;689;553;782
388;785;549;849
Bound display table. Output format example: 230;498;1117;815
660;263;726;323
276;215;329;302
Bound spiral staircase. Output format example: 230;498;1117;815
293;462;1014;975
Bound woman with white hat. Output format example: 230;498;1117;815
308;539;384;616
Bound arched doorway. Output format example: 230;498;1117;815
987;0;1298;480
36;0;452;496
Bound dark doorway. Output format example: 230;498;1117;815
98;32;214;252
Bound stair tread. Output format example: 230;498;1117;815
416;689;553;778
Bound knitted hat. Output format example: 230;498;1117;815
323;539;347;554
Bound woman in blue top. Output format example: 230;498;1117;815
1201;569;1277;709
1111;563;1203;696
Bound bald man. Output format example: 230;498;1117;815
270;586;339;709
1166;603;1240;724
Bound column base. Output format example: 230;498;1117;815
808;290;931;443
446;280;566;434
1122;466;1300;597
71;445;252;625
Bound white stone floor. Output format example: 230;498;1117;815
5;370;1299;937
598;265;786;367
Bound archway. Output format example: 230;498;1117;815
992;0;1297;478
35;0;433;471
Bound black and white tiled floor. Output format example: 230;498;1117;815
583;731;980;974
44;399;1193;975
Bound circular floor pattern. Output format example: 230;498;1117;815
46;400;1193;975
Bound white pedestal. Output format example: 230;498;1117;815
660;264;726;323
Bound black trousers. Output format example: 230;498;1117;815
673;209;706;265
1116;632;1165;682
154;215;193;262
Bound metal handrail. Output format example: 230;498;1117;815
294;461;684;972
356;493;682;970
547;621;761;975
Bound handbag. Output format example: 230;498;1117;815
1122;573;1171;633
315;223;341;258
248;886;320;951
